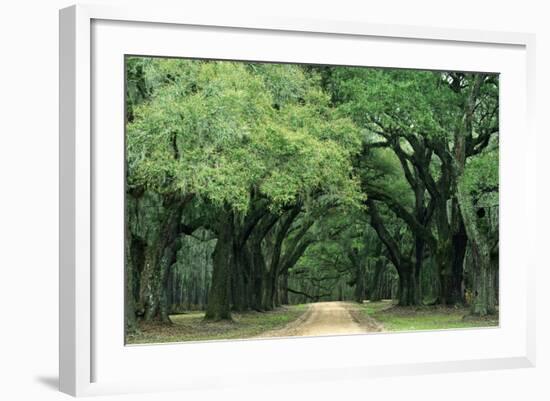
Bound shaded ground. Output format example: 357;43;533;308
359;300;499;331
126;300;499;345
126;304;308;344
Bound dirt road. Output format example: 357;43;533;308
258;301;382;338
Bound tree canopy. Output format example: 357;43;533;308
124;57;499;332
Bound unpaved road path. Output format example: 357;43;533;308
258;301;382;338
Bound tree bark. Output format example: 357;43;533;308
414;236;425;302
140;200;185;321
158;235;182;322
205;198;273;318
125;227;138;334
367;198;419;305
204;211;234;320
246;240;265;311
448;218;467;304
470;242;497;315
246;213;279;311
262;205;303;309
261;270;276;311
454;74;496;316
230;246;248;312
279;273;289;305
396;262;417;306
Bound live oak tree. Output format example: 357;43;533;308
127;59;363;321
124;57;500;332
320;68;498;309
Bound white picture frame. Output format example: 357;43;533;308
59;3;536;397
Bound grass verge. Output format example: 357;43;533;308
126;304;309;344
361;300;499;332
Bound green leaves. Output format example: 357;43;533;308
126;59;363;214
126;58;497;227
328;67;464;141
462;149;499;202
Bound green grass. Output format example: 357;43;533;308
361;300;499;332
126;304;308;344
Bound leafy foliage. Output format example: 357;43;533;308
127;58;363;213
125;57;500;337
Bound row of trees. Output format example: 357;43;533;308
125;57;499;332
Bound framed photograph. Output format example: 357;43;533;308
59;4;536;397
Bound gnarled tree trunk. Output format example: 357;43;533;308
397;261;418;306
125;227;138;334
205;212;234;320
367;198;420;306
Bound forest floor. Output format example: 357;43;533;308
126;300;499;344
126;304;309;344
359;300;500;332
